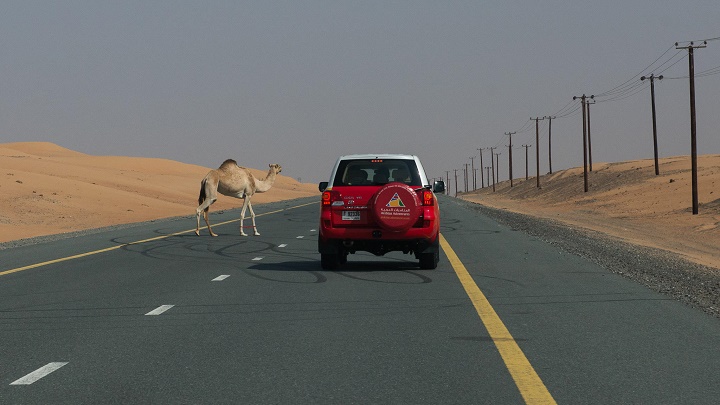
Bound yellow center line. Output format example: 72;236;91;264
0;201;318;277
439;233;556;405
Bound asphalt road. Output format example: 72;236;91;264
1;196;719;404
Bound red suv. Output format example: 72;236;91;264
318;154;443;269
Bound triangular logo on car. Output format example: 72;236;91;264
386;193;405;207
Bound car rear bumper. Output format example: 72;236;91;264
318;226;439;256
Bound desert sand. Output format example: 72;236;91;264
0;142;318;242
460;155;720;270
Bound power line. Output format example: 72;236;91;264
654;50;687;74
593;51;685;102
594;45;676;98
597;82;650;103
513;118;534;134
697;66;720;77
556;101;582;118
551;99;579;118
666;63;720;79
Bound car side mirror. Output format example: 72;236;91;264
433;180;445;194
318;181;328;192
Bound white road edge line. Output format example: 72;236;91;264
145;305;174;316
212;275;230;281
10;362;68;385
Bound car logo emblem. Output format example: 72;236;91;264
386;193;406;208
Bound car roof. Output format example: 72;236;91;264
325;154;430;188
338;154;417;160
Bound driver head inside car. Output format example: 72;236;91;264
392;166;410;183
346;168;368;185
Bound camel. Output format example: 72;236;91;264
195;160;282;237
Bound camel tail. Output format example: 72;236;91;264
198;179;209;211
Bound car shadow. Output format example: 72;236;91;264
246;259;432;284
248;258;422;273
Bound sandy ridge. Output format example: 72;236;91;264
460;154;720;270
1;142;318;242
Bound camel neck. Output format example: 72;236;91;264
255;170;277;193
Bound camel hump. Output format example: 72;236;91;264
219;159;238;169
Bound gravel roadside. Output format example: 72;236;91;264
449;197;720;319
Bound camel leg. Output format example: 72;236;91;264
239;197;250;236
203;209;218;237
247;201;260;236
196;197;218;237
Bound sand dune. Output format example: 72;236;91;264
0;142;318;242
461;155;720;269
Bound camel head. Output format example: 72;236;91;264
269;164;282;175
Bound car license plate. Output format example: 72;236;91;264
342;211;361;221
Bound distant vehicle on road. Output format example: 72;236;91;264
318;154;442;270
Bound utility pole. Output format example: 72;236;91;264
489;147;496;192
586;99;596;172
453;169;458;197
676;41;706;215
573;94;592;192
463;163;469;192
477;148;486;188
462;163;467;192
531;117;545;188
484;167;491;190
469;156;476;190
445;171;450;196
545;116;556;174
641;74;663;175
522;144;531;180
505;132;516;187
455;169;457;197
505;142;511;186
494;152;502;186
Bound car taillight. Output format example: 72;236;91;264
322;190;342;206
420;189;434;206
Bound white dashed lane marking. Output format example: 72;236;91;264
278;244;287;248
296;236;304;239
10;362;68;385
212;275;230;281
252;257;264;261
145;305;174;316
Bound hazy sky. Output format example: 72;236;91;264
2;1;719;186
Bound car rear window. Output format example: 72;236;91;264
333;159;420;187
